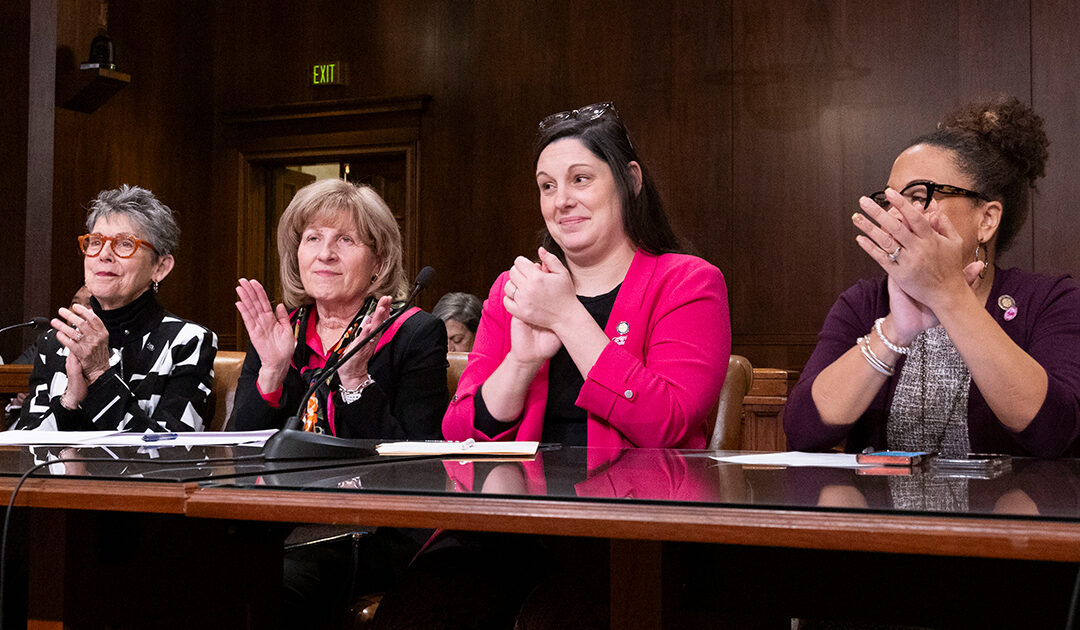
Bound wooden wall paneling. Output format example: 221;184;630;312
730;0;891;370
221;101;425;348
1032;0;1080;279
0;0;32;361
956;0;1034;271
666;0;735;274
729;0;1034;370
459;0;737;307
51;0;215;334
181;0;1076;371
465;2;557;295
23;0;57;360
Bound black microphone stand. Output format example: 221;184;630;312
0;317;49;336
262;267;434;460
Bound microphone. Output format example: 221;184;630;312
316;265;436;386
0;317;49;336
262;266;435;460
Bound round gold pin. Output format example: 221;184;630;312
997;295;1015;310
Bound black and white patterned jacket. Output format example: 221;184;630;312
14;291;217;433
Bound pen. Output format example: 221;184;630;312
142;433;178;442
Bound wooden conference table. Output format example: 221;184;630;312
2;443;1080;628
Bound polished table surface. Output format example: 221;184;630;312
3;443;1080;561
4;443;1080;628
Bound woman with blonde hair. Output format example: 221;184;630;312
229;178;447;628
229;178;447;439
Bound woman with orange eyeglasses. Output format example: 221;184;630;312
15;185;216;432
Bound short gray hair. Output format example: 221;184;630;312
432;292;482;332
85;185;180;258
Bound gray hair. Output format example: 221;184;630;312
85;185;180;258
432;292;482;332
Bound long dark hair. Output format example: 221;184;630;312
533;105;682;259
912;95;1049;253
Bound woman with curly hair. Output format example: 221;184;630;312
784;95;1080;457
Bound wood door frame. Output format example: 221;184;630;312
222;96;428;348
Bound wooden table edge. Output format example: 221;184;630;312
1;477;195;513
186;487;1080;562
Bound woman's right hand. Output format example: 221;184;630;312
507;315;562;366
886;276;939;345
235;278;296;392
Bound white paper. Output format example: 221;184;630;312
375;440;539;457
0;429;276;447
711;451;870;468
84;430;277;447
0;430;123;445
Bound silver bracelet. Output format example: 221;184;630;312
873;317;909;355
857;335;895;376
339;375;375;404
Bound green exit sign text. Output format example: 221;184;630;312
313;62;348;86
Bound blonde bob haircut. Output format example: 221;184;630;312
277;178;408;309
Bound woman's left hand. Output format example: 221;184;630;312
503;247;577;331
853;190;973;310
52;304;112;385
337;295;392;389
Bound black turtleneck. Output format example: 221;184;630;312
92;289;166;349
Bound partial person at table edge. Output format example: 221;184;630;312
15;185;217;432
784;95;1080;457
432;291;481;353
443;101;731;452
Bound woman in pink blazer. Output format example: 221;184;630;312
378;103;731;630
443;102;731;451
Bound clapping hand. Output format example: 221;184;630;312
235;278;296;392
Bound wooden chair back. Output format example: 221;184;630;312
446;351;469;395
208;350;246;431
707;354;754;450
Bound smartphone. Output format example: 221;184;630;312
855;450;930;466
930;453;1011;471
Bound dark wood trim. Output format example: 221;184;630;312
24;0;56;322
0;477;193;514
225;98;428;348
221;95;429;125
186;487;1080;562
0;364;32;394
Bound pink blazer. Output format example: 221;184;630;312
443;250;731;449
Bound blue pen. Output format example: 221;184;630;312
142;433;178;442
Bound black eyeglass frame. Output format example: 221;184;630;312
868;180;992;210
538;102;620;130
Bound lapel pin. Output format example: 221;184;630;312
998;295;1017;321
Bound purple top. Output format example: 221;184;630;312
784;267;1080;457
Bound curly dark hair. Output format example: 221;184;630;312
912;95;1050;252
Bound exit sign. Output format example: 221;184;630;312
312;62;348;86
